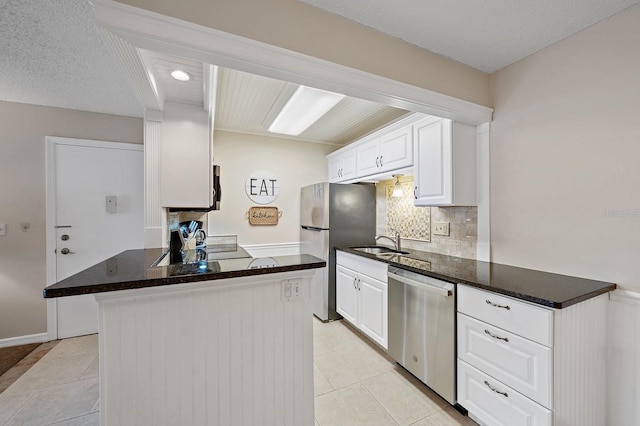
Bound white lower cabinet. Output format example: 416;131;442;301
458;361;552;426
336;251;388;349
457;284;609;426
336;264;358;324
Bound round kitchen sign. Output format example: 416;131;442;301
245;170;280;204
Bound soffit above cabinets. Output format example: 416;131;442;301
142;50;408;145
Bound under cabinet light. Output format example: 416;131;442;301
170;70;191;82
268;86;345;136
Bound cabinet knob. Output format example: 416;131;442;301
414;186;417;199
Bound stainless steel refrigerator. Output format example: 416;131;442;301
300;183;376;321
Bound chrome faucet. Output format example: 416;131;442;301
375;228;402;251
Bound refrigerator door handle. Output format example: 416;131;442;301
301;225;325;232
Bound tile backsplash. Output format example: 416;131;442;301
376;176;478;259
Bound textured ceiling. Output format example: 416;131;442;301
1;0;639;121
300;0;640;73
0;0;142;117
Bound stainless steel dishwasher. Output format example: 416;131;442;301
388;266;456;405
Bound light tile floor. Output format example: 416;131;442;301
313;318;477;426
0;319;476;426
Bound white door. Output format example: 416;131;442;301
48;137;144;339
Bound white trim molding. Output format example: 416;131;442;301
0;333;50;349
242;242;302;258
609;289;640;306
91;0;493;126
143;109;164;248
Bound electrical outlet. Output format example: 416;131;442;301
433;222;450;236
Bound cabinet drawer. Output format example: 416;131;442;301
458;361;552;426
336;251;388;282
458;313;552;408
457;285;553;347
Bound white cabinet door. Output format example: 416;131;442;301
336;265;358;324
413;117;477;206
328;155;341;182
379;126;412;173
357;274;388;349
161;101;212;208
340;148;358;181
458;313;552;407
328;148;357;182
356;140;381;177
414;117;453;205
458;361;552;426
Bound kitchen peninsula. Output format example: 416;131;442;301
44;249;325;426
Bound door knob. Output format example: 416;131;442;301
60;248;75;255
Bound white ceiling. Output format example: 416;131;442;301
300;0;640;73
1;0;638;131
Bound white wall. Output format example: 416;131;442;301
490;4;640;293
0;101;142;340
489;5;640;425
208;130;335;245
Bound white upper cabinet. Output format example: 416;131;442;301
328;147;357;183
356;123;413;178
160;101;213;208
413;116;476;206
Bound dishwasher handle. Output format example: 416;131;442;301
388;271;453;297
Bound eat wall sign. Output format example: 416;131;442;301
245;170;280;204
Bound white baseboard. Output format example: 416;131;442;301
0;332;50;349
242;242;302;258
610;289;640;306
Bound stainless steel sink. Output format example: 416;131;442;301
352;246;410;256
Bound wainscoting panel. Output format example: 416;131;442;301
97;271;314;426
608;290;640;426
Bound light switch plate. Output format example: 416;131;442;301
433;222;450;236
281;279;302;303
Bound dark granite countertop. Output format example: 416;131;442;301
339;247;616;309
43;248;326;298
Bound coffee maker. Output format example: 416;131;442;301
168;214;207;264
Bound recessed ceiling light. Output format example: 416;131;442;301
268;86;345;136
170;70;191;82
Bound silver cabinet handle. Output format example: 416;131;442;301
356;278;361;291
375;156;380;167
353;277;357;289
414;186;417;199
486;299;511;310
485;329;509;342
484;380;508;397
380;155;383;167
